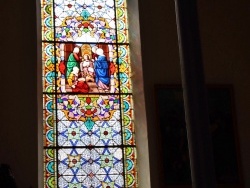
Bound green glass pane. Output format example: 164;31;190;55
43;109;56;147
42;43;56;93
43;94;56;111
121;95;135;145
124;147;137;187
41;0;54;41
116;0;127;8
116;6;129;43
44;149;57;188
118;45;132;93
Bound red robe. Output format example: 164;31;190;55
72;81;89;93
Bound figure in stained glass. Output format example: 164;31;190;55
67;66;90;93
67;66;80;88
94;48;110;92
57;43;118;93
66;47;81;79
80;54;95;82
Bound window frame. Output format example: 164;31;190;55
37;0;150;187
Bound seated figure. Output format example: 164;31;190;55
67;67;89;93
80;54;95;82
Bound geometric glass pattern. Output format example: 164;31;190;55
41;0;137;187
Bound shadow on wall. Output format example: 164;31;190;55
0;164;17;188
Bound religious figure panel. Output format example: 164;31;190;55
43;43;131;94
57;43;119;93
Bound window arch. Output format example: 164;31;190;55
40;0;149;187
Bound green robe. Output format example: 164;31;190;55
66;53;80;79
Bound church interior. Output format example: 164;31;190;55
0;0;249;187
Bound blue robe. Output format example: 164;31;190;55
94;55;110;85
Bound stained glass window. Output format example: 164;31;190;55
41;0;137;187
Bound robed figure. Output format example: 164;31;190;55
94;48;110;91
66;47;81;79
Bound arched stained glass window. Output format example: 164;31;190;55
41;0;137;187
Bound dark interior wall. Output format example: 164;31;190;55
0;0;37;187
198;1;250;186
138;1;181;188
0;0;249;188
138;0;250;188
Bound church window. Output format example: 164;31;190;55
41;0;137;187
